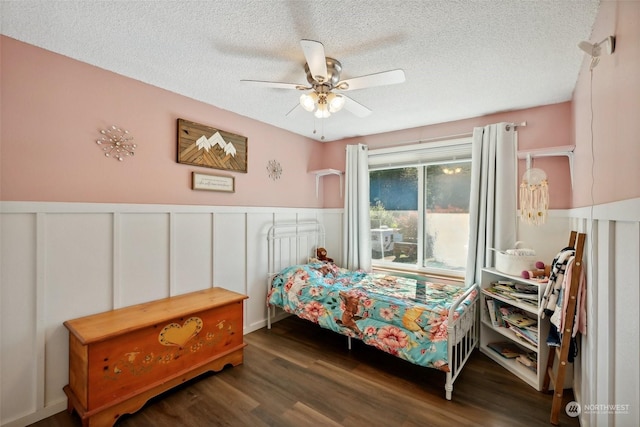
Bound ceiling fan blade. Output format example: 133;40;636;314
342;95;372;118
300;39;328;83
285;103;301;116
241;80;308;90
337;69;406;91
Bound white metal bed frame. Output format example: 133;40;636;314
266;221;479;400
267;221;326;329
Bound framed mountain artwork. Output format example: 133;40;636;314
177;119;247;173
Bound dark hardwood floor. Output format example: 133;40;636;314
33;316;579;427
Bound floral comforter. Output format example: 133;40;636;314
267;261;477;371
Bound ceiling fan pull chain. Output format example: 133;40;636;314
312;116;325;140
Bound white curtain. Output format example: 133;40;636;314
343;144;372;271
466;123;518;286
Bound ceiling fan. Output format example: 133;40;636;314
241;39;406;120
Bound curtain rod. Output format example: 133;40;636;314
380;121;527;148
506;121;527;131
394;121;527;147
384;132;473;148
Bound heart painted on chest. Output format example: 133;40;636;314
158;317;203;347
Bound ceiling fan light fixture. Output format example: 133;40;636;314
314;109;330;119
327;93;345;113
314;100;330;118
300;92;318;112
244;39;398;127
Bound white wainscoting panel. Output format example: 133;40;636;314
12;198;636;427
0;202;339;427
172;213;214;295
1;214;37;422
319;210;344;263
44;213;114;316
43;213;115;409
517;214;571;263
613;222;639;423
568;198;640;427
212;213;247;296
119;213;171;307
245;213;275;330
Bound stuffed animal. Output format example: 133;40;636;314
522;261;551;280
316;247;334;263
337;291;362;335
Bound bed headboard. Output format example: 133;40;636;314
267;221;325;276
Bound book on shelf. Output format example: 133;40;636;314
508;324;538;346
487;341;524;359
502;312;537;328
484;287;517;304
513;297;538;310
511;292;538;301
485;299;499;327
493;284;514;292
516;352;538;373
515;283;538;293
491;299;507;327
486;281;539;306
498;305;536;323
485;282;519;301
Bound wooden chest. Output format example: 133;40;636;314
63;287;247;427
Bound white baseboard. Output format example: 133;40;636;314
2;399;67;427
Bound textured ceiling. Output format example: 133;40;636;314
1;0;600;141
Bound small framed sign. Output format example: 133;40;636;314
192;172;235;193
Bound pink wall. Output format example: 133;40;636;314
572;0;640;208
7;23;629;213
1;36;325;208
308;0;640;211
322;102;574;209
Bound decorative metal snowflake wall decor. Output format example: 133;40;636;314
96;125;136;161
267;159;282;180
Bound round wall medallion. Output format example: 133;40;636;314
96;125;136;161
267;160;282;180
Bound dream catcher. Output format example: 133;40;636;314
519;158;549;226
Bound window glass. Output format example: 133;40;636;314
369;160;471;277
424;162;471;274
370;168;418;264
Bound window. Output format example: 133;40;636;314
369;138;472;278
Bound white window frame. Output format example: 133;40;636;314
368;137;473;277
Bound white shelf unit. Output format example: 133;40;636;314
479;267;550;391
310;169;343;198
